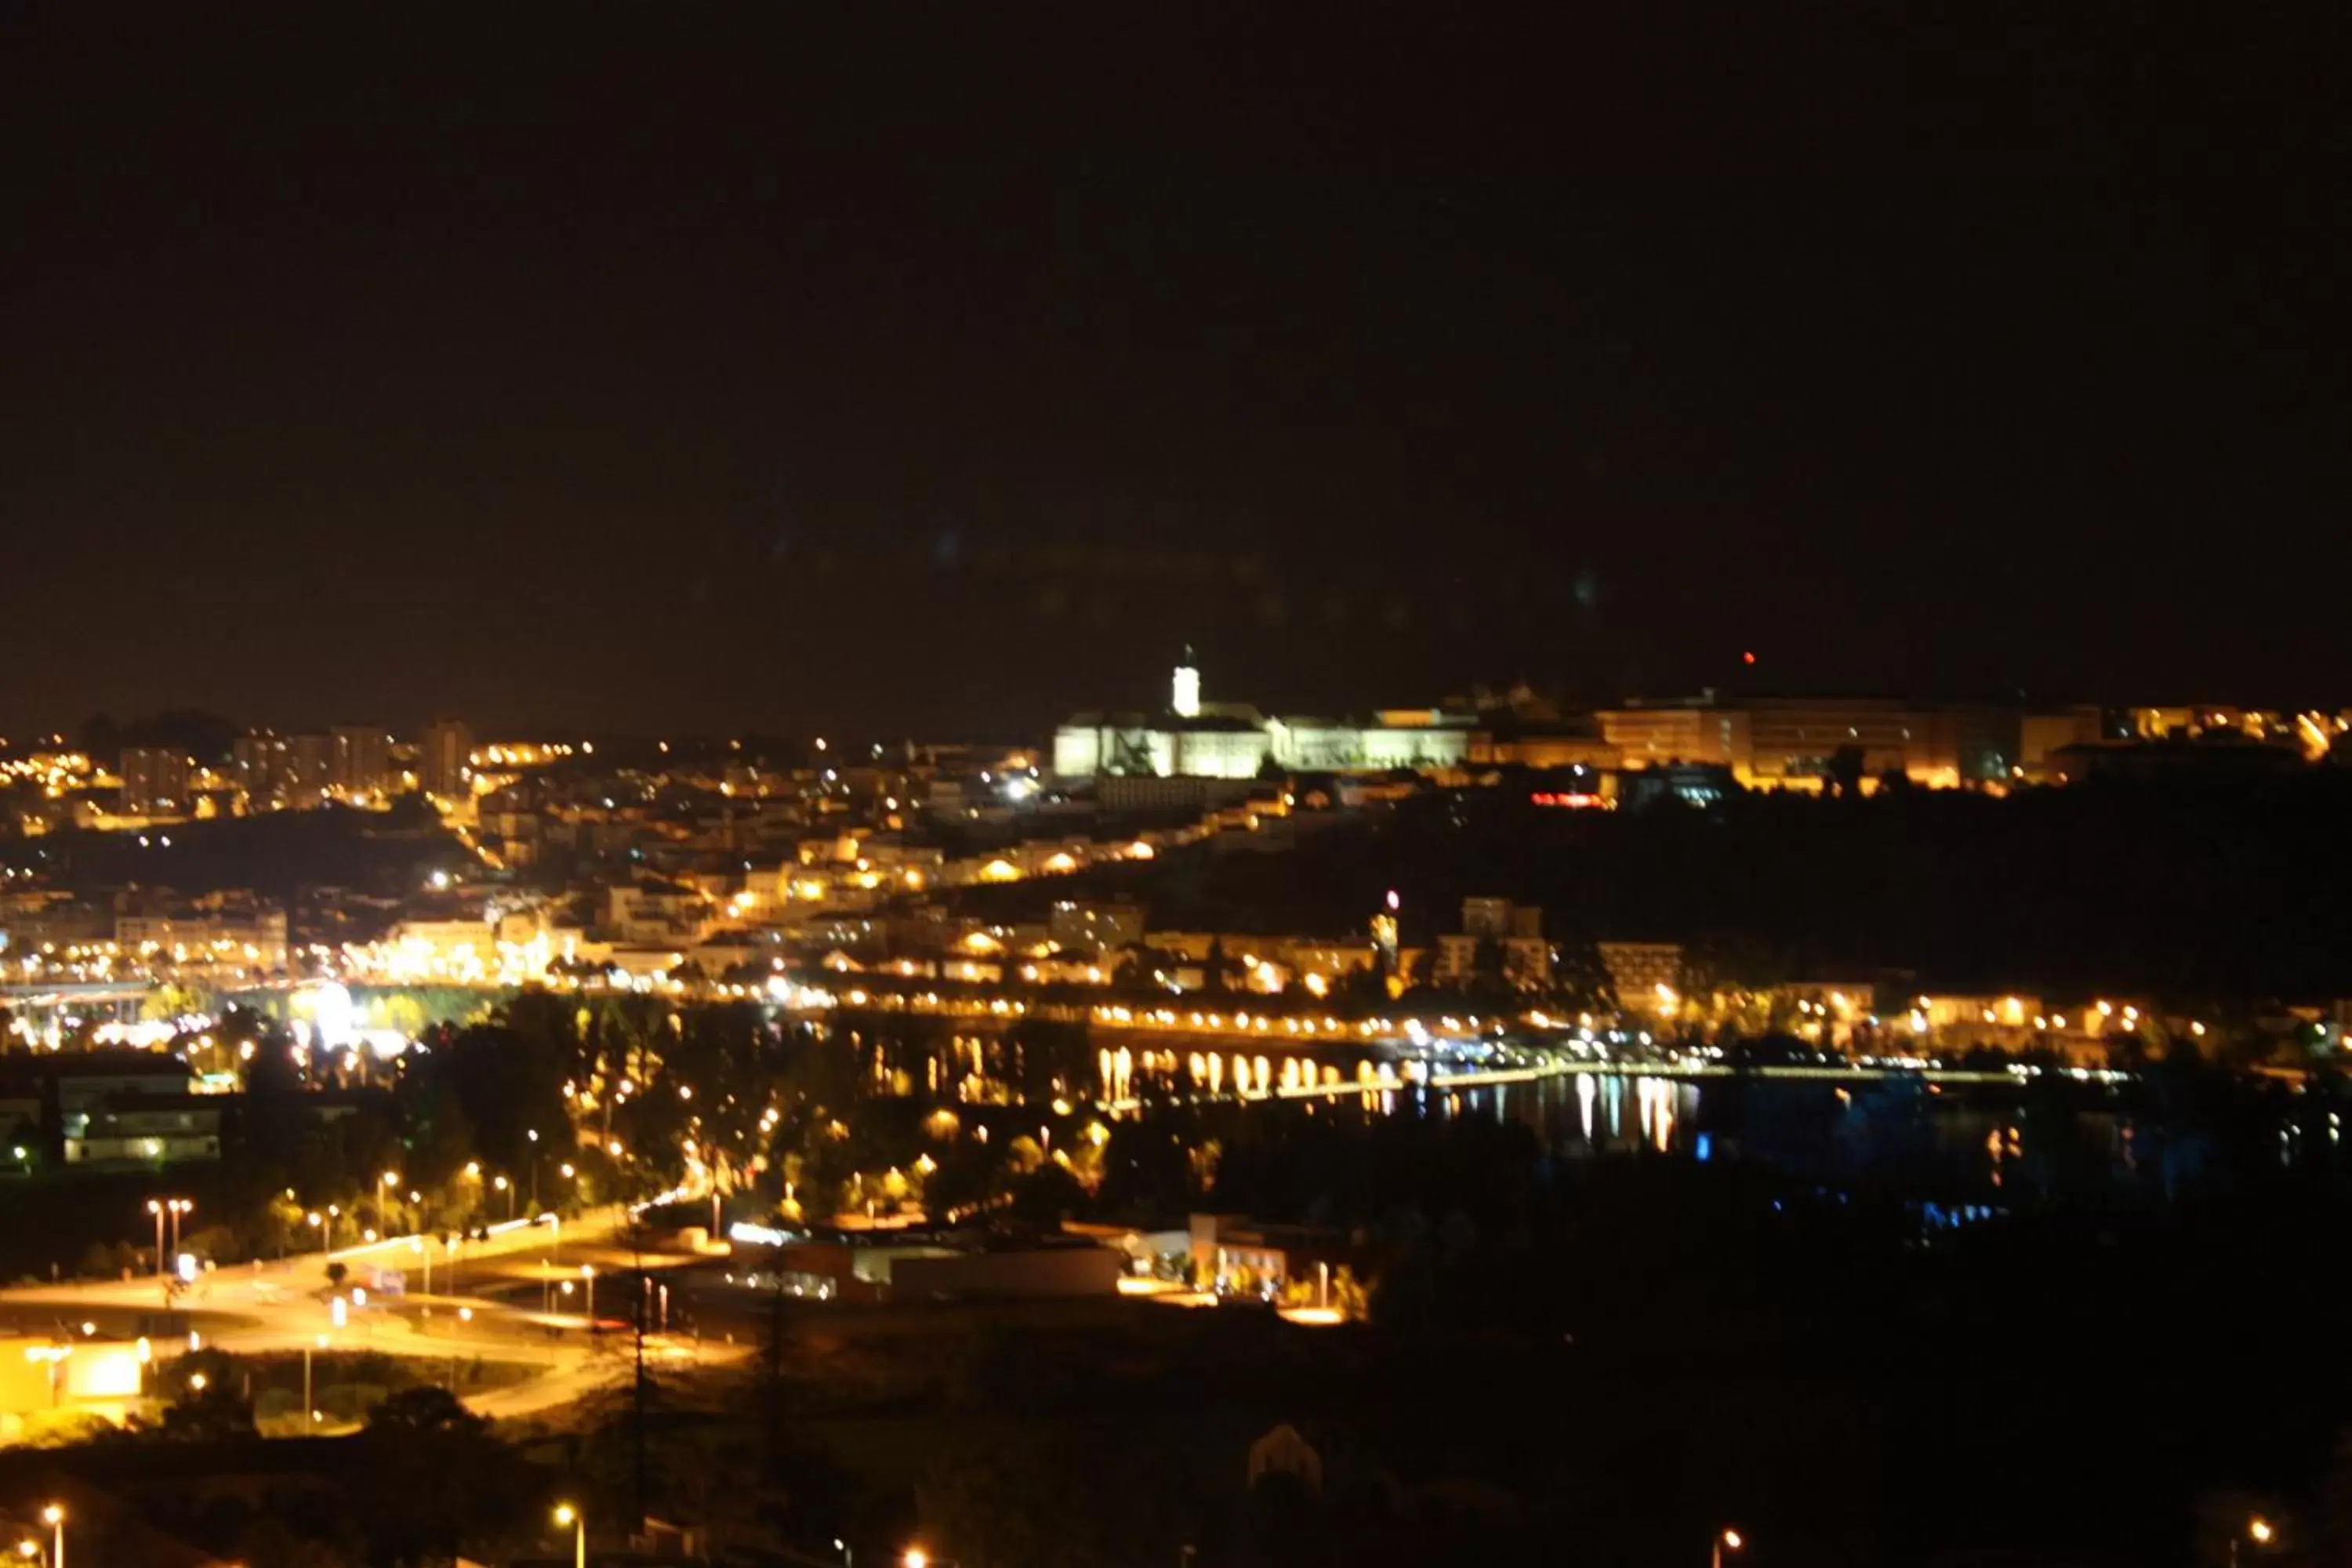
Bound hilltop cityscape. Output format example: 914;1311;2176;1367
8;652;2348;1011
2;654;2351;1563
7;0;2347;1563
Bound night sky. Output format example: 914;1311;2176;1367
5;6;2345;741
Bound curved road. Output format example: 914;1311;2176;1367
0;1196;747;1428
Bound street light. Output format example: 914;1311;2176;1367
304;1332;327;1425
2233;1516;2277;1567
554;1503;584;1568
39;1504;61;1568
144;1197;191;1275
1713;1528;1744;1568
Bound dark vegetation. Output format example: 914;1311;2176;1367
964;771;2352;996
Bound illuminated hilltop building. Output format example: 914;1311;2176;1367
1053;650;1472;781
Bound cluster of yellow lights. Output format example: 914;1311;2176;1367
470;740;587;768
0;750;93;798
1091;1004;1392;1039
338;929;567;987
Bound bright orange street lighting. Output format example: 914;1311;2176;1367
144;1197;191;1275
553;1503;584;1568
39;1504;62;1568
1714;1527;1744;1568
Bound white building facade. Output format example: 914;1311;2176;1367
1053;657;1471;781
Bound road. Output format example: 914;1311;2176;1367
0;1193;749;1428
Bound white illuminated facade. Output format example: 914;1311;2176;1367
1172;649;1202;719
1052;652;1471;781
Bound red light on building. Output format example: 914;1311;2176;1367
1530;791;1605;809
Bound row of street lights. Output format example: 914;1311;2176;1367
1694;1519;2279;1566
12;1504;64;1568
145;1196;191;1276
279;1154;584;1257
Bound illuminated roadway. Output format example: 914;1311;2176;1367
0;1192;749;1427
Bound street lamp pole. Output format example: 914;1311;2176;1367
147;1200;165;1276
39;1506;61;1568
554;1504;584;1568
1714;1528;1744;1568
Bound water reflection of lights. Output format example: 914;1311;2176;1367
1635;1075;1676;1152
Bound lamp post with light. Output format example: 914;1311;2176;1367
554;1503;584;1568
303;1333;328;1428
145;1197;194;1276
1712;1527;1744;1568
2232;1515;2276;1568
39;1505;61;1568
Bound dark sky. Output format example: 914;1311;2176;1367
4;5;2345;741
